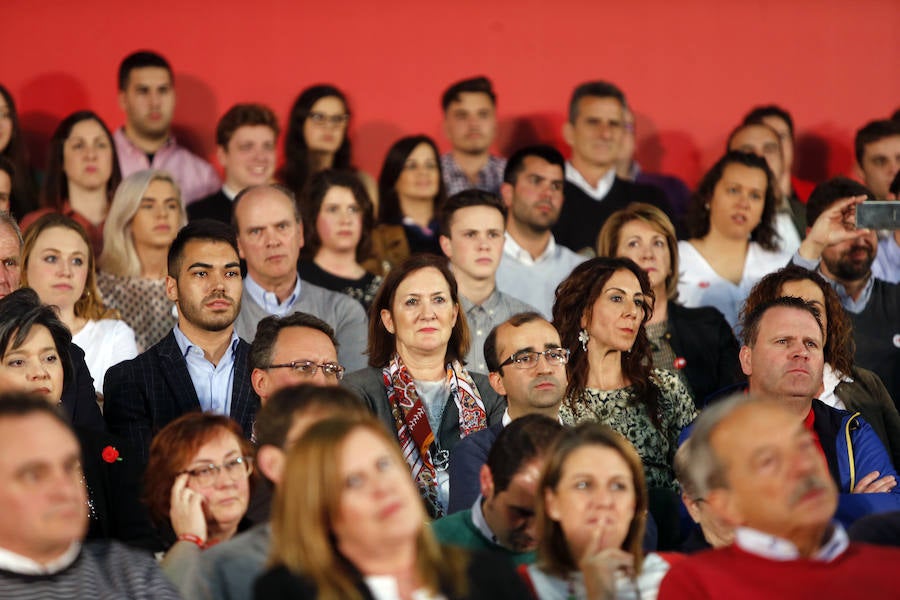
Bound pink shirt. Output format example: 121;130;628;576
113;128;220;205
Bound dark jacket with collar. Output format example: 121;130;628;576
666;302;744;408
103;330;259;466
186;189;232;224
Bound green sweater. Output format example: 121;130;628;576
430;509;536;565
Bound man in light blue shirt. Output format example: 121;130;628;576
232;184;368;372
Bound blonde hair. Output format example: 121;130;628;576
596;202;680;300
269;416;469;600
21;213;118;320
100;170;185;277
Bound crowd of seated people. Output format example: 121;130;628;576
1;47;900;597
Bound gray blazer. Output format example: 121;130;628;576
342;367;506;454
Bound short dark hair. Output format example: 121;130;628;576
166;219;238;278
254;384;366;449
0;288;74;387
740;296;823;348
486;414;563;495
805;177;874;227
742;105;794;138
0;392;73;434
685;150;780;252
249;312;338;372
437;189;507;239
216;103;280;148
854;119;900;166
567;81;626;124
483;311;547;373
118;50;172;91
441;76;496;111
503;145;565;185
725;121;781;152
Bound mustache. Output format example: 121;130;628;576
203;291;234;304
788;475;830;506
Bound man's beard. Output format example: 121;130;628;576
823;244;874;281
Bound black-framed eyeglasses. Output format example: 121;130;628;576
265;360;346;381
498;347;570;370
179;456;253;487
307;112;350;127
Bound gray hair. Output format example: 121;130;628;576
685;393;759;493
0;211;23;250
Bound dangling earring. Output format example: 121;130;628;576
578;329;589;352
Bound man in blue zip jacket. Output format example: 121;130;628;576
739;296;900;525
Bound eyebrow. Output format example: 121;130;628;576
189;449;240;465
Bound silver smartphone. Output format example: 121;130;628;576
856;202;900;230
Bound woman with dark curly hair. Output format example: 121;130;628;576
678;151;792;329
741;265;900;468
552;256;696;492
281;85;376;208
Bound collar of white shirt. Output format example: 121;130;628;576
565;161;616;200
734;522;849;562
0;542;81;575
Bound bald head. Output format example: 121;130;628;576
233;184;303;288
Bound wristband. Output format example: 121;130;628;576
177;533;206;548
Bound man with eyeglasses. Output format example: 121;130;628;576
249;312;344;405
232;183;368;372
447;312;567;513
554;80;673;255
188;103;280;224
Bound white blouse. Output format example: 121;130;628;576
677;240;792;330
72;319;139;394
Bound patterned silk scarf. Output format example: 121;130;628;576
383;353;487;517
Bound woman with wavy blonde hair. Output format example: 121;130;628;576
21;213;137;395
98;169;186;350
257;416;529;600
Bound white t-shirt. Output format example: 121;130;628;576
72;319;139;394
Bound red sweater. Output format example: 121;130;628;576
658;543;900;599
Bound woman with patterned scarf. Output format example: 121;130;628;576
344;254;506;517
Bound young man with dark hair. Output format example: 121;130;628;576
114;50;220;204
438;189;536;372
232;184;368;372
433;414;563;564
855;119;900;201
249;311;342;404
188;103;280;223
555;80;673;254
105;219;260;464
0;394;179;598
793;178;900;404
440;76;506;196
495;145;585;318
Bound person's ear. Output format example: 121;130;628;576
739;345;753;377
479;464;495;499
488;370;507;397
439;234;453;260
380;309;395;334
165;275;178;303
562;121;575;149
500;182;514;209
682;493;703;524
256;445;286;485
544;487;562;521
216;145;227;169
251;368;269;401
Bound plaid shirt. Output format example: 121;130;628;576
441;153;507;196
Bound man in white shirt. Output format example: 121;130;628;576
496;145;585;318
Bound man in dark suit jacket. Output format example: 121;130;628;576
187;104;279;224
104;220;260;465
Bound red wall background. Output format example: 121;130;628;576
4;0;899;189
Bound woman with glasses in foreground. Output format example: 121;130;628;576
143;412;254;593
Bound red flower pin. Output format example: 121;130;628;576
101;445;122;463
673;357;687;370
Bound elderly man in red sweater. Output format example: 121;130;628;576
660;391;900;599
